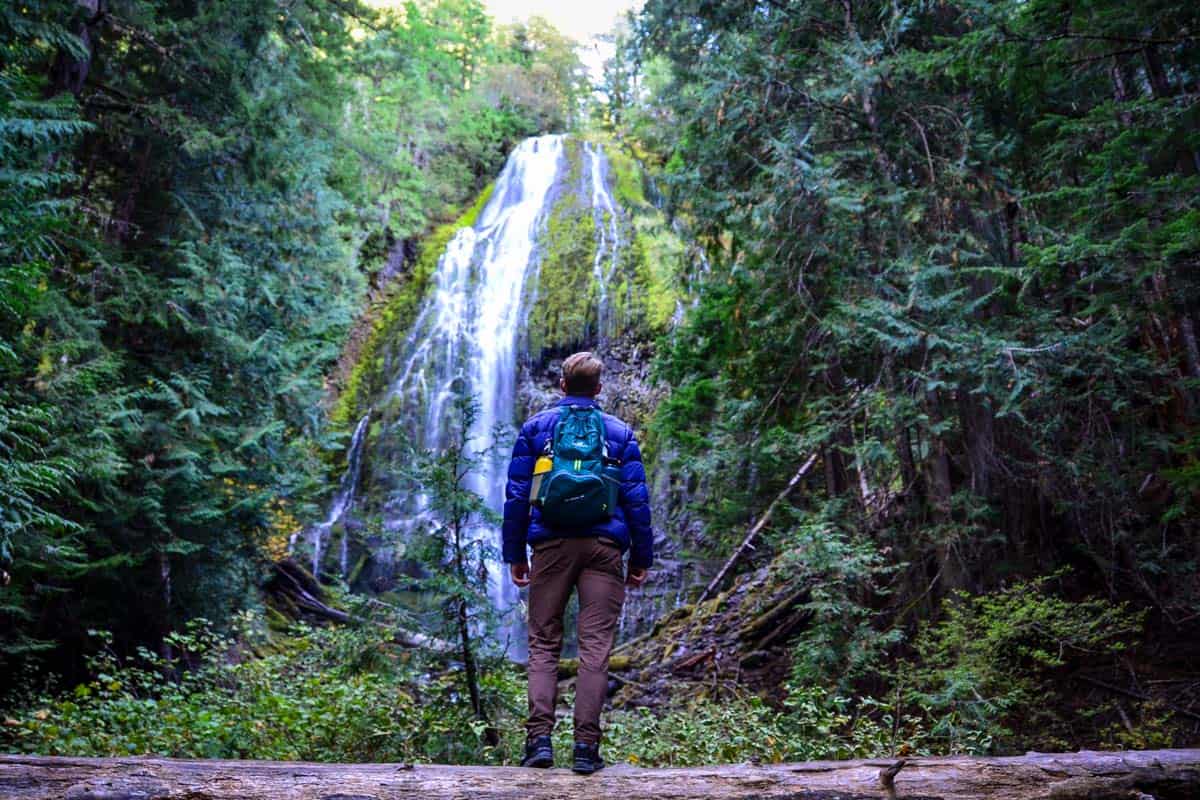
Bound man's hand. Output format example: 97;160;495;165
510;562;531;588
626;567;648;588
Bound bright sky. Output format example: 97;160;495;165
484;1;642;77
483;0;639;43
364;1;642;78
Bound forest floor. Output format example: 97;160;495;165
3;749;1200;799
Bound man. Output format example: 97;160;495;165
502;351;653;774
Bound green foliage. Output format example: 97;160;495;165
782;504;901;691
1;618;525;764
582;687;923;766
898;576;1144;753
611;0;1199;753
0;0;588;684
396;390;505;733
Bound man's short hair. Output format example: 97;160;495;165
562;352;603;395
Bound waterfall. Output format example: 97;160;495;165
290;413;370;578
383;135;566;643
583;141;621;342
303;134;663;653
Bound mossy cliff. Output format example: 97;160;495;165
330;183;495;428
522;139;600;358
520;136;681;369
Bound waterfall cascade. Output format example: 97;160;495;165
299;133;665;652
382;134;566;636
583;141;621;343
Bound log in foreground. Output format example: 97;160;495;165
2;749;1199;800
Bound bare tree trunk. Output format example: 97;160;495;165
924;390;964;592
157;548;174;666
453;519;483;722
4;749;1199;799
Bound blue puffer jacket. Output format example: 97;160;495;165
502;395;654;569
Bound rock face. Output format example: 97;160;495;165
5;750;1200;799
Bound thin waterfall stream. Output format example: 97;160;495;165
584;141;621;343
289;412;370;578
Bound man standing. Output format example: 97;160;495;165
502;351;653;774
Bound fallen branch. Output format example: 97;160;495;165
268;560;451;652
671;647;716;673
697;453;819;604
3;749;1200;799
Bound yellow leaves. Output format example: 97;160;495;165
627;753;639;764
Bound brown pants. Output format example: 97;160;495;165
526;536;625;745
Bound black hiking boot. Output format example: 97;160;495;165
521;735;554;768
572;741;605;775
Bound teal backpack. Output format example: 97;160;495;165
532;405;620;527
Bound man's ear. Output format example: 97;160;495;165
559;378;568;392
594;381;602;397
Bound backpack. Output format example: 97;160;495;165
531;405;620;527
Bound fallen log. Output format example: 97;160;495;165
557;655;633;678
697;452;819;604
2;749;1199;799
268;560;451;651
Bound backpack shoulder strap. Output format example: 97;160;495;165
586;405;610;460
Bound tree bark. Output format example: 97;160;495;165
3;749;1199;799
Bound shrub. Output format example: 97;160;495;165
0;617;524;764
898;575;1145;753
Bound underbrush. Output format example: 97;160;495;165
1;615;524;764
2;573;1183;766
589;687;915;767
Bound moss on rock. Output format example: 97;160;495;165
331;182;495;427
523;135;683;360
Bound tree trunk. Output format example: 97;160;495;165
897;426;917;493
3;749;1200;799
451;515;495;746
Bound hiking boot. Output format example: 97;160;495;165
572;741;605;775
521;735;554;768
